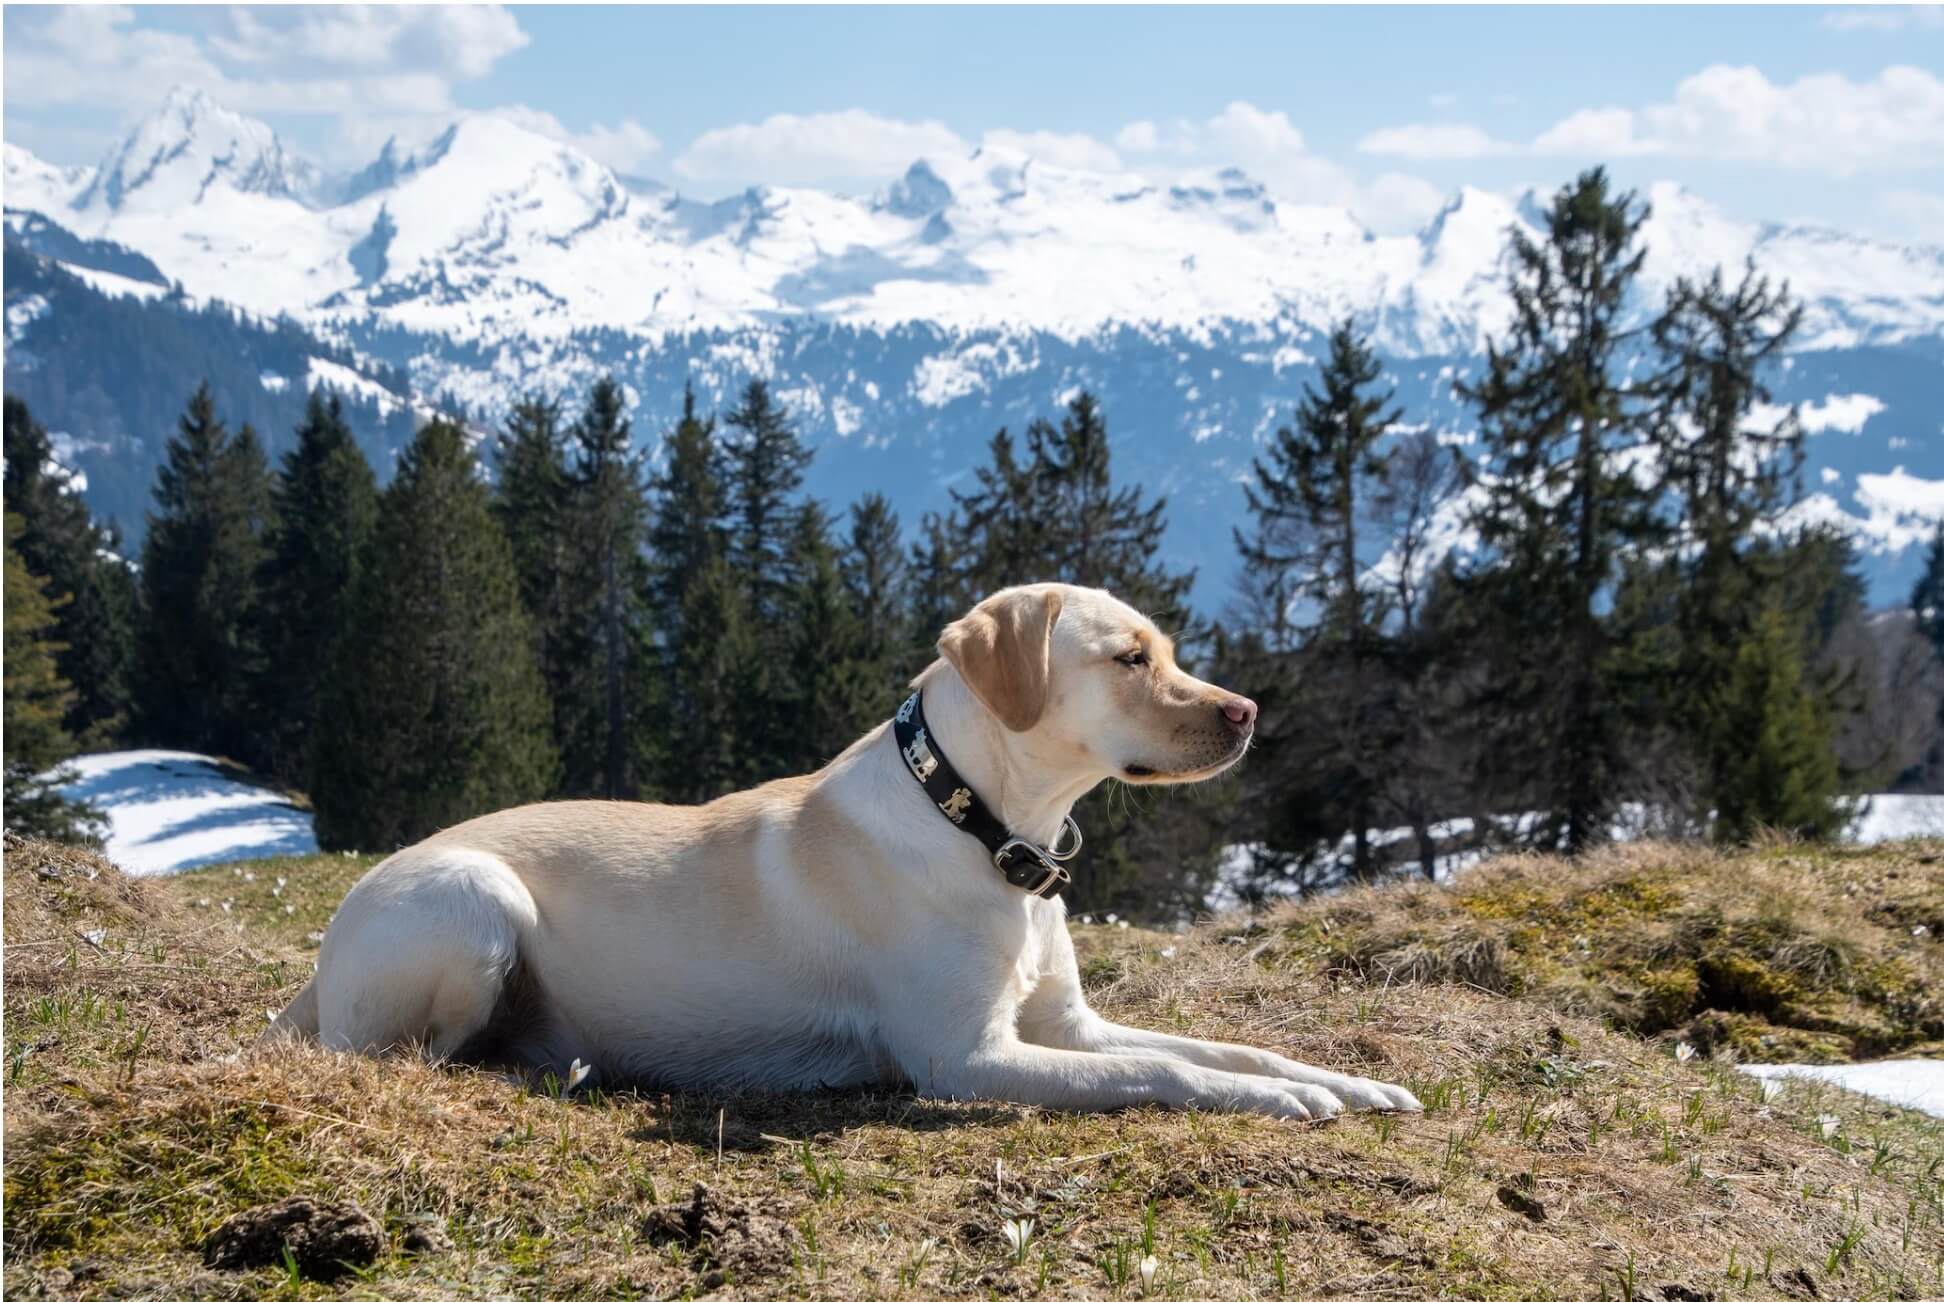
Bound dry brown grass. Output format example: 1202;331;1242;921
4;834;1941;1300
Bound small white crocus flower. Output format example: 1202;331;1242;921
276;876;287;888
220;901;233;914
565;1058;592;1092
1117;919;1130;930
284;904;296;915
1105;913;1119;924
1674;1042;1695;1063
1159;946;1177;959
1000;1217;1034;1263
244;871;256;882
197;897;210;908
82;928;106;947
1139;1254;1160;1293
1817;1114;1841;1140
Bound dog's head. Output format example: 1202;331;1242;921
936;583;1257;785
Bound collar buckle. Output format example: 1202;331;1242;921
994;839;1073;897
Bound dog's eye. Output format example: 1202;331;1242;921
1116;649;1147;667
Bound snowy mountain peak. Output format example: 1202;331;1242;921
880;160;953;219
79;84;319;212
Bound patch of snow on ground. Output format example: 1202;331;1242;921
1849;794;1944;843
59;750;316;876
1739;1061;1944;1120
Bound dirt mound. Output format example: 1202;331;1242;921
202;1195;385;1281
643;1181;804;1288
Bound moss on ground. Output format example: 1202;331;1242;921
1289;841;1944;1063
3;834;1941;1299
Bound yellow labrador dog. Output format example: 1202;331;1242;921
271;583;1419;1120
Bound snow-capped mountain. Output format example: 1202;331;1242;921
5;89;1941;604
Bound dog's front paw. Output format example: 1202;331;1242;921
1326;1074;1422;1113
1279;1082;1345;1121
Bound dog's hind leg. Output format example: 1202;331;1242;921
313;849;538;1060
259;976;321;1046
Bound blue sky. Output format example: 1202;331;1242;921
6;5;1942;239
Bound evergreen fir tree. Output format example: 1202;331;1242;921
842;492;909;721
135;383;275;764
1704;602;1846;843
948;429;1047;600
3;396;137;746
1457;169;1661;853
310;419;556;850
254;392;378;784
646;386;746;803
1649;266;1841;836
557;377;655;798
3;513;103;841
721;380;814;779
784;501;872;769
1234;321;1401;879
493;394;575;750
723;379;812;621
1032;393;1192;620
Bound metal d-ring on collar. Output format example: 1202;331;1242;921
893;690;1082;899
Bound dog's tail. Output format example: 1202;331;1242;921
259;976;322;1047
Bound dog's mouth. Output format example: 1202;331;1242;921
1121;740;1249;785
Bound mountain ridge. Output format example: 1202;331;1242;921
5;89;1941;606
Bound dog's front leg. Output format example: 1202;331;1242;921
906;1032;1348;1120
1016;926;1421;1113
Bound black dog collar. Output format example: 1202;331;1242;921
893;690;1081;898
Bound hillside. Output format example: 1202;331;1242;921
4;834;1940;1299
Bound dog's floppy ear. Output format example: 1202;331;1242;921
938;587;1065;732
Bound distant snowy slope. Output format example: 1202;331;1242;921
59;751;317;876
13;91;1944;353
7;87;1942;604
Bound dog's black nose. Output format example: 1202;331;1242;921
1219;695;1258;733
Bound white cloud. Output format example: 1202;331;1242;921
1533;64;1944;172
1821;5;1943;31
1532;106;1657;158
208;6;528;79
1203;100;1308;159
493;105;662;174
981;129;1120;172
4;5;530;166
673;109;964;188
1357;123;1515;161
